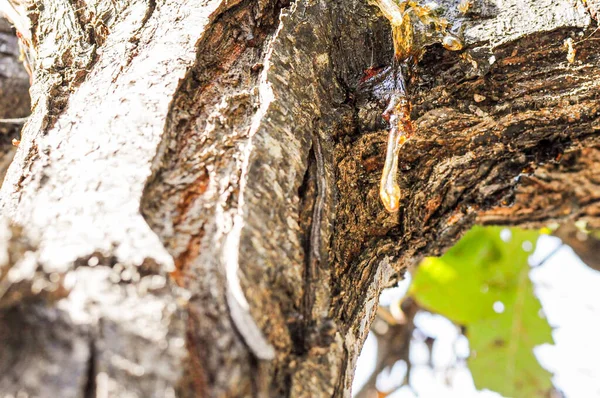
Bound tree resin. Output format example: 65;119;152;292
369;0;463;212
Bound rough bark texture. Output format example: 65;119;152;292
0;0;599;397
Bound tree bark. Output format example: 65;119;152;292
0;0;598;397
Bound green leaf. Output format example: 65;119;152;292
409;226;553;398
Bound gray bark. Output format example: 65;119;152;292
0;0;598;397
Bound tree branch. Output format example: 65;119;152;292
0;0;598;397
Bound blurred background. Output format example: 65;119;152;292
353;225;600;398
0;16;29;179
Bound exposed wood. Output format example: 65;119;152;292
0;0;598;397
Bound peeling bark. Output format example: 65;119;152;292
0;0;598;397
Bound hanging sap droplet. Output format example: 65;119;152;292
380;94;413;213
380;127;402;212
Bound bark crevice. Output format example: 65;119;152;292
141;0;296;394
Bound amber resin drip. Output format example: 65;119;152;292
379;71;413;213
370;0;463;212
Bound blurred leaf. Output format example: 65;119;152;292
409;226;553;398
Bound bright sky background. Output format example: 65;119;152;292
353;234;600;397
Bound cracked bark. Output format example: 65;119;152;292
0;0;598;397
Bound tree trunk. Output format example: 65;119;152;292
0;0;598;397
